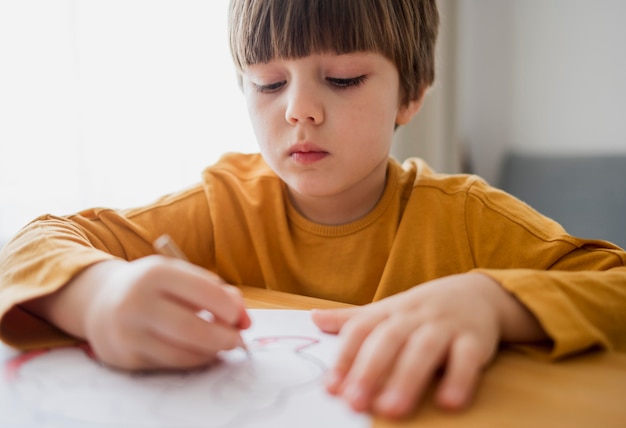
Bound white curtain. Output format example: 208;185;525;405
0;1;257;243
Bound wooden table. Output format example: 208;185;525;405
240;285;626;428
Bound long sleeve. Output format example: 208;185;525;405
463;179;626;358
0;184;214;349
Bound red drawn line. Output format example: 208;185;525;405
4;343;96;382
4;349;49;382
254;336;320;352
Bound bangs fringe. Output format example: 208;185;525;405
230;0;399;68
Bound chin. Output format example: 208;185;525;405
286;179;339;198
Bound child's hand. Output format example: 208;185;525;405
311;272;546;419
25;257;251;371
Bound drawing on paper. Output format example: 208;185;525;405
4;336;328;427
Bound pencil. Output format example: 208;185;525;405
153;234;190;261
152;234;250;355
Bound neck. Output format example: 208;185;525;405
287;162;389;225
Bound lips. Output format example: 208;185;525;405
288;143;329;165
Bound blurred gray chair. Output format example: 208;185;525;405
497;153;626;249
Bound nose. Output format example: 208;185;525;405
284;80;324;126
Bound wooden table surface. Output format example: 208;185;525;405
240;285;626;428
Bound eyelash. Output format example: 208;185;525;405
254;81;286;93
254;75;367;93
327;75;368;89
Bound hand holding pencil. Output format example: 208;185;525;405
29;235;251;372
153;234;251;354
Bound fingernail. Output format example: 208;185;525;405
376;390;407;415
237;307;251;329
344;384;369;411
196;309;215;322
325;369;343;393
440;386;465;409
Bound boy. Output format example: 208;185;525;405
1;0;626;420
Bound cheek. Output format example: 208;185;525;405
245;90;280;122
348;100;397;141
245;97;271;141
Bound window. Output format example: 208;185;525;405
0;1;256;242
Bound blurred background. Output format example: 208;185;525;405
1;0;625;246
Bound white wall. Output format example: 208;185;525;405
457;0;626;184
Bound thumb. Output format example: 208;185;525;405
311;307;360;334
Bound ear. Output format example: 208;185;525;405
395;90;426;126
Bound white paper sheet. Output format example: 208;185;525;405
0;309;370;428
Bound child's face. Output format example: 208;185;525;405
241;52;419;220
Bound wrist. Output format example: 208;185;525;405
472;272;546;343
23;260;123;341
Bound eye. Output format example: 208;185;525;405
326;75;368;89
253;80;286;93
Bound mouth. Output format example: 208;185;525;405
288;143;330;165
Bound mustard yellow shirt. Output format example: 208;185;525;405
1;154;625;358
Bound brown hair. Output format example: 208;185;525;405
228;0;439;104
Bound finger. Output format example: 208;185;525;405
436;335;488;411
129;335;217;370
314;292;421;337
310;307;362;334
143;297;244;356
89;322;219;371
223;285;252;329
339;316;412;412
151;258;246;327
373;325;452;419
237;305;252;329
326;311;385;396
